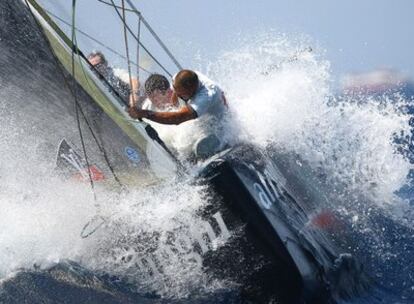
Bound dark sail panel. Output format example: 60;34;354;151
0;0;177;189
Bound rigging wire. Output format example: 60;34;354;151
70;3;126;238
63;8;179;167
26;0;123;238
136;15;142;81
107;0;174;77
97;2;183;161
72;41;125;191
120;0;135;108
25;0;106;238
71;0;98;203
24;0;181;237
24;0;125;191
97;0;135;12
125;0;183;71
97;0;182;72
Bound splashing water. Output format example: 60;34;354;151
1;31;414;301
206;34;413;206
0;135;228;297
205;33;414;299
0;97;230;297
80;180;233;298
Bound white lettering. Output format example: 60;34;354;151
254;182;272;209
251;161;287;209
117;212;232;282
212;212;231;240
191;221;218;254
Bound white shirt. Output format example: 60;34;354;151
148;72;227;158
141;98;157;111
186;72;226;118
141;98;185;111
176;72;228;157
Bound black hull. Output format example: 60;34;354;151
200;145;369;303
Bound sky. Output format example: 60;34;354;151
39;0;414;84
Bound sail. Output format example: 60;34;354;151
20;0;180;183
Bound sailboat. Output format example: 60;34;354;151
24;0;180;183
1;0;370;302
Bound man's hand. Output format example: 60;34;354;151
128;107;146;119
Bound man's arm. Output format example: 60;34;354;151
171;91;180;107
128;105;197;125
128;78;140;107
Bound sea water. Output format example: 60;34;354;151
1;32;414;302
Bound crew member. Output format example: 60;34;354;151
141;73;180;111
87;51;140;107
128;70;227;158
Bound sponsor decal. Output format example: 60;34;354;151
124;146;141;164
56;139;105;182
249;161;287;210
309;210;341;230
114;211;231;282
73;165;105;182
251;160;341;231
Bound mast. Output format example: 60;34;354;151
125;0;183;71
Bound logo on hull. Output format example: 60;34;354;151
124;146;141;165
56;139;105;182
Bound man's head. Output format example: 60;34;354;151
87;51;107;67
144;74;173;109
173;70;199;101
87;51;110;77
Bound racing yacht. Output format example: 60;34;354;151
0;0;369;302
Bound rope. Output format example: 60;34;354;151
136;15;142;81
125;0;183;71
69;3;132;193
25;0;123;238
73;50;125;189
120;0;135;107
70;3;116;240
80;214;107;238
71;0;98;203
71;45;128;238
106;0;174;77
97;0;135;12
97;0;182;72
24;0;125;192
24;0;180;238
70;34;119;238
72;47;181;163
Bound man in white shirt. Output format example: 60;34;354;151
129;69;226;123
128;69;228;158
